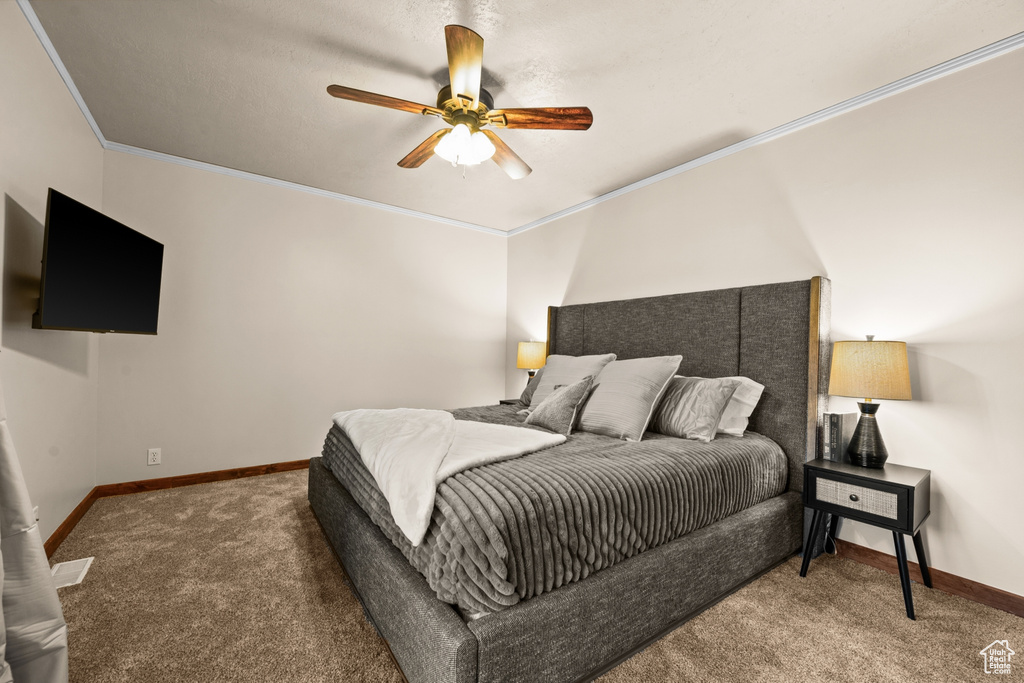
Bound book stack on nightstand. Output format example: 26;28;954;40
820;412;857;462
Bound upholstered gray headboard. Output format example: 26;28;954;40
547;277;831;492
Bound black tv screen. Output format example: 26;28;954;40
33;189;164;334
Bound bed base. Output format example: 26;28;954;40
308;457;802;683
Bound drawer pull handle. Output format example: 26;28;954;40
849;494;859;502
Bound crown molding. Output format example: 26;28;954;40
507;29;1024;236
18;0;1024;238
17;0;106;145
17;0;505;238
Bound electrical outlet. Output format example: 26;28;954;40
147;448;161;466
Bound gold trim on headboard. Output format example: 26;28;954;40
807;276;832;464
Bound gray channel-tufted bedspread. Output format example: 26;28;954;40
321;404;788;615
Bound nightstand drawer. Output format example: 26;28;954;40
803;460;929;533
815;479;898;520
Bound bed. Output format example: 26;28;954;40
308;277;830;682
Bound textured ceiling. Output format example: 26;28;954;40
28;0;1024;231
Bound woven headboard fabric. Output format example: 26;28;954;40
547;278;830;492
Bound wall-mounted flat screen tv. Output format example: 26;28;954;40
33;188;164;334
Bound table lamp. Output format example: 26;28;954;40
516;341;547;379
828;336;912;468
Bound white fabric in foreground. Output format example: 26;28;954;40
333;409;565;546
0;379;69;683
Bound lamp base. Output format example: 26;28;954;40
847;402;888;468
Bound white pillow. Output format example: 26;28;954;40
528;354;616;408
711;376;765;436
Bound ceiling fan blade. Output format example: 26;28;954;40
398;129;449;168
483;130;531;180
445;25;484;108
487;107;593;130
327;85;443;117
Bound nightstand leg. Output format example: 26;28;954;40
893;532;916;620
912;532;933;588
800;509;824;577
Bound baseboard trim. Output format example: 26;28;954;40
43;488;102;558
92;459;310;497
836;540;1024;618
44;459;310;558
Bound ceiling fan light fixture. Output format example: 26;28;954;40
470;128;496;162
328;25;589;178
434;123;496;166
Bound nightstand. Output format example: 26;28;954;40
799;458;932;619
498;399;520;405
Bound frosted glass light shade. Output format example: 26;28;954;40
516;341;547;370
434;124;496;166
829;340;912;401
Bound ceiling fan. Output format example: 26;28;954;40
327;25;593;180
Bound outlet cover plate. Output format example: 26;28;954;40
147;448;161;465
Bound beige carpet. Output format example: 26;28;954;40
51;469;1022;682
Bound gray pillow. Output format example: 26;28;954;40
650;376;740;442
577;356;681;441
528;354;616;408
525;376;594;436
518;367;545;406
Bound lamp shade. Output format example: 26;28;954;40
516;341;547;370
829;340;912;401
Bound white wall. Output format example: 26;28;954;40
0;2;103;539
96;152;507;484
3;3;506;533
506;49;1024;596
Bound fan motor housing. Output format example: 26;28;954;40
437;85;494;129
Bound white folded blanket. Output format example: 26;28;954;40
332;409;566;546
